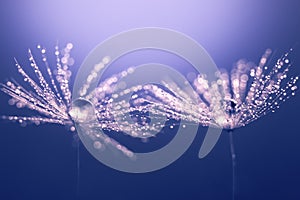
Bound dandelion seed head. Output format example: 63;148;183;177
128;49;298;131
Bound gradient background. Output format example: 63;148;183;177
0;0;300;199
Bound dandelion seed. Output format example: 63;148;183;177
0;44;160;157
127;49;298;200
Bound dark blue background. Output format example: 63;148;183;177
0;0;300;199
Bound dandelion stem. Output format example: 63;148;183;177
76;140;80;200
228;130;236;200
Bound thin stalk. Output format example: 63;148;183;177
228;130;236;200
76;140;80;200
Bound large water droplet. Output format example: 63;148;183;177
69;98;97;123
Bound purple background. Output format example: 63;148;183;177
0;0;300;199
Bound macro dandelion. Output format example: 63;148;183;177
0;43;163;158
1;42;298;199
129;48;298;199
132;49;298;130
